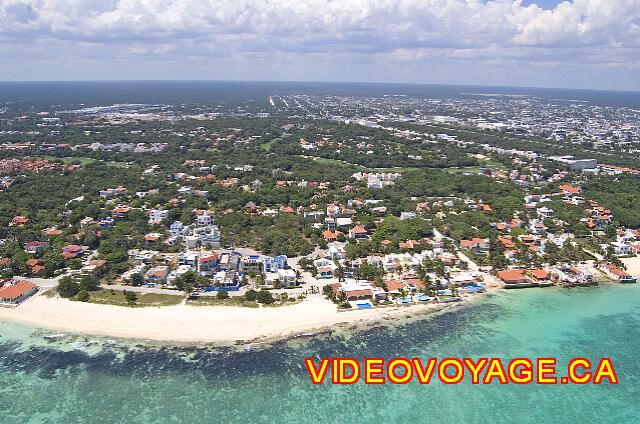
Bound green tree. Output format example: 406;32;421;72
256;289;275;304
217;289;229;299
322;285;336;301
79;275;99;291
244;289;258;301
76;290;90;302
57;276;80;298
124;290;137;304
131;273;144;287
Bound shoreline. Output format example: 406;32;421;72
0;290;493;345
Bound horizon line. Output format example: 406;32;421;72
0;79;638;94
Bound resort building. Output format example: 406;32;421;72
0;280;38;305
600;263;636;283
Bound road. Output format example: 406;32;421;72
13;274;65;289
457;251;480;271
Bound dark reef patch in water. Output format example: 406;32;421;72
0;299;507;382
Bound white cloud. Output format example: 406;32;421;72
0;0;638;88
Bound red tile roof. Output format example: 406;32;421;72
0;280;37;300
496;269;527;283
350;225;368;234
559;184;580;194
385;279;403;291
527;269;549;280
26;259;42;267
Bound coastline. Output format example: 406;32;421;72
0;291;491;345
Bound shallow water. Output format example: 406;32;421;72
0;284;638;423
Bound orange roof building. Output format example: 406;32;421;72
0;280;38;304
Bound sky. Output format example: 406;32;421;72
0;0;639;91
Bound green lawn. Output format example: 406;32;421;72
369;166;420;172
28;155;97;165
105;161;132;168
84;290;184;307
28;156;130;168
447;167;484;174
260;137;282;151
186;296;259;308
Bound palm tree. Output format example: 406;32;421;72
451;284;459;297
399;288;408;300
422;274;433;296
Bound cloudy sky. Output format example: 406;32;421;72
0;0;639;90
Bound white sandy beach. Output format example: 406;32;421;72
0;294;461;343
621;256;640;278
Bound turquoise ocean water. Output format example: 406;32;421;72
0;284;638;423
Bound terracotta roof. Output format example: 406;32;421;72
63;245;83;252
31;265;45;274
460;240;474;248
404;278;424;289
200;253;220;262
344;289;373;297
26;259;42;267
559;185;580;194
350;225;368;234
605;263;630;278
0;280;37;300
385;279;403;291
527;269;549;280
496;269;527;283
322;230;339;240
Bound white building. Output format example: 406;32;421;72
148;209;169;225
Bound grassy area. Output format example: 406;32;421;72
28;155;130;168
28;155;97;165
105;161;131;168
260;136;284;152
186;294;303;308
41;288;57;298
445;155;507;174
84;289;184;307
477;158;507;170
186;296;260;308
310;157;358;167
369;166;421;172
447;167;485;174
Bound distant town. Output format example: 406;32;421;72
1;84;639;318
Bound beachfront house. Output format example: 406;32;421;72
600;263;636;283
314;258;337;279
145;266;170;285
496;269;533;289
80;260;108;279
277;268;297;287
0;280;38;305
